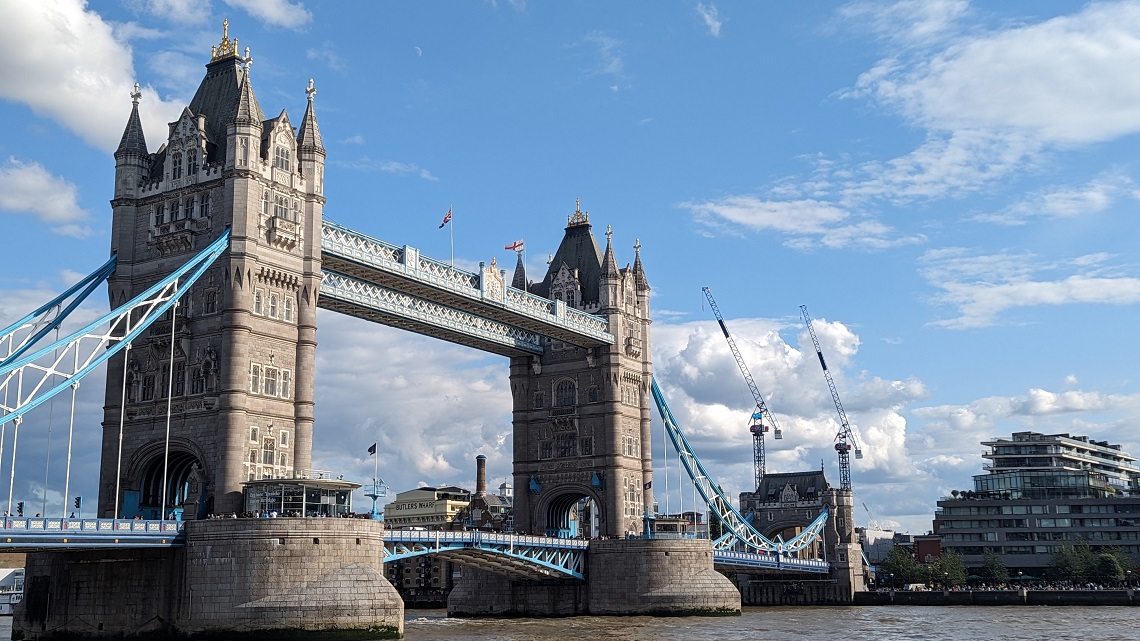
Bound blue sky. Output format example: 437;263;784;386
3;0;1140;533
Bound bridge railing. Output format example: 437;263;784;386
2;517;185;534
384;529;590;550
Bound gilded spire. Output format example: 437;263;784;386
567;197;589;227
210;19;239;62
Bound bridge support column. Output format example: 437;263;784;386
448;568;587;617
587;539;739;616
14;519;403;639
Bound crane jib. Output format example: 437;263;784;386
817;351;828;371
717;319;730;339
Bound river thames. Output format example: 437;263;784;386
0;606;1133;640
401;606;1135;640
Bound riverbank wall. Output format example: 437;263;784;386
855;588;1140;606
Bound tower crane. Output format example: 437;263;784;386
702;287;783;490
800;304;863;492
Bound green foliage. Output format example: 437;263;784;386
878;546;926;585
1048;543;1134;583
931;549;968;586
980;550;1009;583
707;511;724;540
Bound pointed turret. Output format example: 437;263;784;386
233;70;261;126
632;238;649;292
599;225;621;312
511;251;527;290
115;83;149;160
297;79;325;154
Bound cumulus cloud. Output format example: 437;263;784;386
696;3;723;38
223;0;312;31
0;0;184;153
920;248;1140;328
0;158;93;237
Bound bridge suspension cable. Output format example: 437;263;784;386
649;378;827;555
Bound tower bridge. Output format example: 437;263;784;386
0;22;862;639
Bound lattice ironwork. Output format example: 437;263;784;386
0;231;231;427
650;378;828;556
383;530;587;579
320;271;544;355
0;517;185;549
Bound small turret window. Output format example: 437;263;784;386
274;146;291;171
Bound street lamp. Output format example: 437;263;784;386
943;571;949;590
1018;570;1023;590
1127;570;1132;589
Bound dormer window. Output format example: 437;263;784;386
171;153;182;179
274;146;291;171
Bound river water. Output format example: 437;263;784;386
1;606;1133;640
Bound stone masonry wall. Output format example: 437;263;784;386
587;538;740;616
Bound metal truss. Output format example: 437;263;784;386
0;231;231;427
320;271;544;356
650;378;828;556
383;530;587;580
713;550;830;574
0;255;117;367
0;517;185;550
321;220;613;347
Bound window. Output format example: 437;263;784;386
159;364;170;398
250;426;259;442
274;194;288;218
253;290;264;315
250;364;262;394
280;370;291;399
200;195;210;219
262;437;275;465
249;449;258;464
587;387;599;403
274;146;291;171
533;392;544;409
280;431;289;447
262;190;270;216
555;380;576;407
171;153;182;179
184;198;194;220
174;362;186;396
279;453;288;467
283;296;294;322
269;293;279;319
580;437;593;456
540;442;553;459
142;375;155;401
264;367;278;396
188;150;198;175
191;367;205;394
154;204;165;226
204;290;218;315
239;138;249;165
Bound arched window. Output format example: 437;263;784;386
171;153;182;179
188;150;198;175
262;190;270;215
555;380;577;407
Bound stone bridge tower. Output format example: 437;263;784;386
508;202;653;537
100;23;325;517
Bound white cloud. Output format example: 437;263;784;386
306;43;345;71
223;0;312;31
920;248;1140;328
581;31;625;83
837;0;970;48
341;135;366;145
0;158;92;237
127;0;211;24
0;0;184;153
681;195;924;250
333;157;439;181
973;175;1130;225
696;3;723;38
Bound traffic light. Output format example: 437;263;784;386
16;501;23;517
74;496;82;509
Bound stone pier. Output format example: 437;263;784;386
448;538;740;617
14;519;403;640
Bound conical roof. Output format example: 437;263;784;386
297;79;325;153
115;84;148;158
511;252;527;290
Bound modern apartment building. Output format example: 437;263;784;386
935;431;1140;572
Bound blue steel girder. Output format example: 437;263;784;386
0;518;186;550
383;531;586;580
713;550;831;574
0;231;231;427
319;271;543;357
320;220;614;348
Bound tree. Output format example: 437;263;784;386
932;549;968;587
707;511;724;540
878;546;925;586
980;550;1009;583
1094;552;1125;584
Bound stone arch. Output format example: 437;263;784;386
535;487;603;538
125;438;210;519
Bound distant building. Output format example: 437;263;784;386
242;477;359;517
384;485;471;529
936;431;1140;572
458;455;513;531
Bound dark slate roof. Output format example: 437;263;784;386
188;57;265;165
297;91;324;153
633;244;649;291
753;470;832;501
115;96;148;158
532;219;604;303
511;251;527;290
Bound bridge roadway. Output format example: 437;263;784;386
0;518;828;577
319;220;615;356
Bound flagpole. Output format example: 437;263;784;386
449;203;454;267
